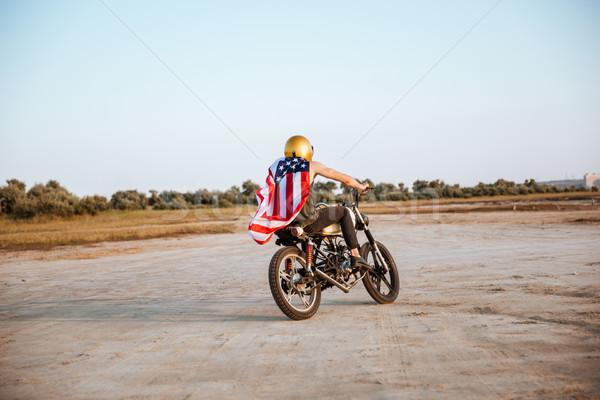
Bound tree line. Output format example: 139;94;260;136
0;179;264;219
314;178;595;203
0;178;595;219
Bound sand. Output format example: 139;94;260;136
1;209;599;399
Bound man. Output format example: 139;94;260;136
249;135;370;268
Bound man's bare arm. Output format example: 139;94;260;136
310;161;369;192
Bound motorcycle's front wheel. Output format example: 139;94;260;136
360;241;399;304
268;246;321;320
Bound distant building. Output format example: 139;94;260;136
540;179;584;188
584;173;600;188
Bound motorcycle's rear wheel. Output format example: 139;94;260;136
268;246;321;320
360;242;399;304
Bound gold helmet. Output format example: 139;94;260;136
284;135;313;161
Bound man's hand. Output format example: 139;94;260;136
358;183;370;194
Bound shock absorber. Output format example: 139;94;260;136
305;239;314;274
285;259;292;272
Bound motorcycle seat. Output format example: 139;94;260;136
311;223;342;236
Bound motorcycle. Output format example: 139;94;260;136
269;189;399;320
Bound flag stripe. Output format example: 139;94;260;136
285;172;294;217
279;174;287;218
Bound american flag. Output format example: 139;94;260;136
248;157;311;244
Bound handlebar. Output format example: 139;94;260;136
349;186;371;206
350;186;371;195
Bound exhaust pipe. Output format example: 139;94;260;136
313;269;349;293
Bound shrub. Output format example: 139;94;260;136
374;182;396;200
159;191;188;210
314;190;336;203
80;195;109;215
192;189;214;205
110;190;148;210
27;180;80;217
242;180;260;204
386;191;408;201
148;190;164;209
13;197;37;219
0;179;28;215
218;198;233;208
209;190;238;208
222;186;242;205
335;193;349;203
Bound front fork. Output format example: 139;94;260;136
362;224;389;274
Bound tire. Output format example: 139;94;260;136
360;241;399;304
268;246;321;320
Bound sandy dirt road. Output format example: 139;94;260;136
1;210;599;399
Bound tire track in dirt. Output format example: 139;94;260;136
375;305;410;389
411;281;520;398
412;313;503;399
86;299;258;400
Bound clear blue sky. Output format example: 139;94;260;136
1;0;598;196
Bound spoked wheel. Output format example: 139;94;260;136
268;246;321;320
360;241;399;304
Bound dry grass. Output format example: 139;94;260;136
1;193;598;251
0;207;254;251
360;192;600;214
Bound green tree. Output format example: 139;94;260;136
193;189;214;205
80;195;109;215
242;180;260;197
215;186;243;208
242;180;260;204
313;181;337;202
374;182;396;197
0;179;28;215
148;190;165;209
412;180;429;193
411;180;439;199
110;190;148;210
159;191;187;210
27;180;81;217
